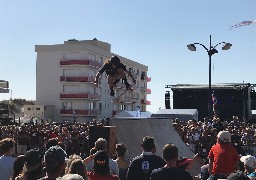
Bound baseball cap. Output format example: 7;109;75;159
240;155;256;169
217;131;231;143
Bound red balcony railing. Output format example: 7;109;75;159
146;88;151;94
60;76;95;83
60;109;101;116
141;99;151;105
60;93;100;100
60;59;101;68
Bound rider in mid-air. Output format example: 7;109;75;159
94;56;136;96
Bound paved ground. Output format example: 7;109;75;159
111;117;201;175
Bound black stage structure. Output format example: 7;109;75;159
165;83;256;122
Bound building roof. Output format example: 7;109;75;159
166;83;255;90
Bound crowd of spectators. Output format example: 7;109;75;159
0;115;255;180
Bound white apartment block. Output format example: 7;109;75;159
35;39;151;122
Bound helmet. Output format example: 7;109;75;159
110;56;120;66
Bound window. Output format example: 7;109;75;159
36;108;40;111
89;102;94;110
63;102;72;110
120;104;126;110
27;108;31;111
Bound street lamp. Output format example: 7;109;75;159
187;35;232;120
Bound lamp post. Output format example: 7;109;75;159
187;35;232;120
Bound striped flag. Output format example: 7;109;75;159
229;20;256;30
212;93;217;113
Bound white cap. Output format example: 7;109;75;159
217;131;231;143
240;155;256;169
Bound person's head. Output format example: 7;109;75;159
95;138;108;152
115;143;127;157
46;138;58;149
60;174;84;180
65;154;82;174
217;131;232;144
12;155;25;179
227;171;250;180
163;144;179;162
110;56;120;67
22;148;43;179
67;159;87;180
93;150;110;176
44;146;67;176
240;155;256;173
0;138;15;155
141;136;156;152
176;157;193;170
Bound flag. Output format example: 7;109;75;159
229;20;256;30
212;93;217;113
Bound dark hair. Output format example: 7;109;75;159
163;144;178;161
94;150;110;176
12;155;25;180
46;138;58;149
115;143;127;157
68;159;88;180
0;138;15;154
110;56;120;66
141;136;155;152
21;148;43;180
44;146;67;173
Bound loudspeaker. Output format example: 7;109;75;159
89;126;117;156
165;91;171;109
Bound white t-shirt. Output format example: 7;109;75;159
0;155;15;180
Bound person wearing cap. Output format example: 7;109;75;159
240;155;256;178
38;145;67;180
207;131;240;180
86;138;119;176
14;148;43;180
87;150;119;180
126;136;165;180
94;56;136;96
151;143;193;180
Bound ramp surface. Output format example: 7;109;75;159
111;118;200;175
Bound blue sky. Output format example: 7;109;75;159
0;1;255;113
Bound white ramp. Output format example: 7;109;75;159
111;118;200;175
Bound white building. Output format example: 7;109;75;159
35;39;151;122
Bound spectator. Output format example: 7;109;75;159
66;159;88;180
87;150;119;180
150;143;193;180
0;138;16;180
114;143;130;180
126;136;165;180
65;154;82;174
12;155;25;180
240;155;256;178
15;148;43;180
38;146;67;180
86;138;119;176
61;174;84;180
208;131;240;180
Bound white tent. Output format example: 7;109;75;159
152;109;198;121
114;110;152;118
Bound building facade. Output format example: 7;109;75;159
35;39;151;122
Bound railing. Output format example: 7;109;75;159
60;59;101;68
60;109;101;116
60;93;100;100
60;76;95;83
